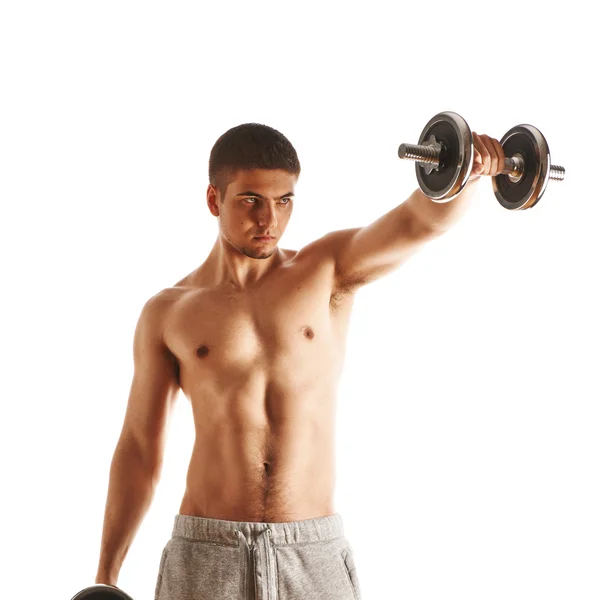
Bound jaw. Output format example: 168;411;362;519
242;244;278;260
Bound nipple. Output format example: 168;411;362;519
302;326;315;340
196;345;209;358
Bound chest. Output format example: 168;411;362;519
164;262;352;371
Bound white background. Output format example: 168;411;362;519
1;1;598;599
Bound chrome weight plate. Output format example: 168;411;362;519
416;111;473;202
492;124;551;210
70;584;135;600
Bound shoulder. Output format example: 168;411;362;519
291;228;361;264
144;286;188;309
138;286;189;331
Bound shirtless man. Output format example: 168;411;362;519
95;122;504;600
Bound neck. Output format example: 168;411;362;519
202;234;284;289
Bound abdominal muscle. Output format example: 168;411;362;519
178;385;338;523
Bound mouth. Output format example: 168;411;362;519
254;236;275;242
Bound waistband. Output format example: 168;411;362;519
171;512;345;546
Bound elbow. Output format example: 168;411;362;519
113;435;163;482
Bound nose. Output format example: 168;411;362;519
256;203;278;229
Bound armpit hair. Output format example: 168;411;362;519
329;270;371;309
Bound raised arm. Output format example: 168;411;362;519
325;131;507;293
95;292;180;586
327;188;448;293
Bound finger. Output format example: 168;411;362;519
472;147;484;176
479;133;499;175
481;135;501;176
473;132;491;174
490;137;506;175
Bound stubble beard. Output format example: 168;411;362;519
241;246;277;260
221;224;277;260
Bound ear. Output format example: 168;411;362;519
207;184;220;217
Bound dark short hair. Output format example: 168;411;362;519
208;123;301;199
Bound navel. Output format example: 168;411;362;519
196;345;210;358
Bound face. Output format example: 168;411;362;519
208;168;297;260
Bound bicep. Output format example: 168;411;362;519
330;201;441;289
120;294;180;468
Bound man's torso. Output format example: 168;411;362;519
158;241;358;523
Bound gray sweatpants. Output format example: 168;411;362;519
154;512;361;600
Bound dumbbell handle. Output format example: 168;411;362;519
398;142;566;181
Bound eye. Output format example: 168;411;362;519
243;197;292;205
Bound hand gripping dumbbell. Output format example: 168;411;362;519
397;111;566;210
70;584;134;599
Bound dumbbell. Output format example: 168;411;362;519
397;111;566;210
70;584;134;599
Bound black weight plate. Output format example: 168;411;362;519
493;125;550;210
417;121;458;193
71;584;134;600
416;112;472;201
495;133;537;209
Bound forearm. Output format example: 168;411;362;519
95;439;159;585
405;177;481;233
